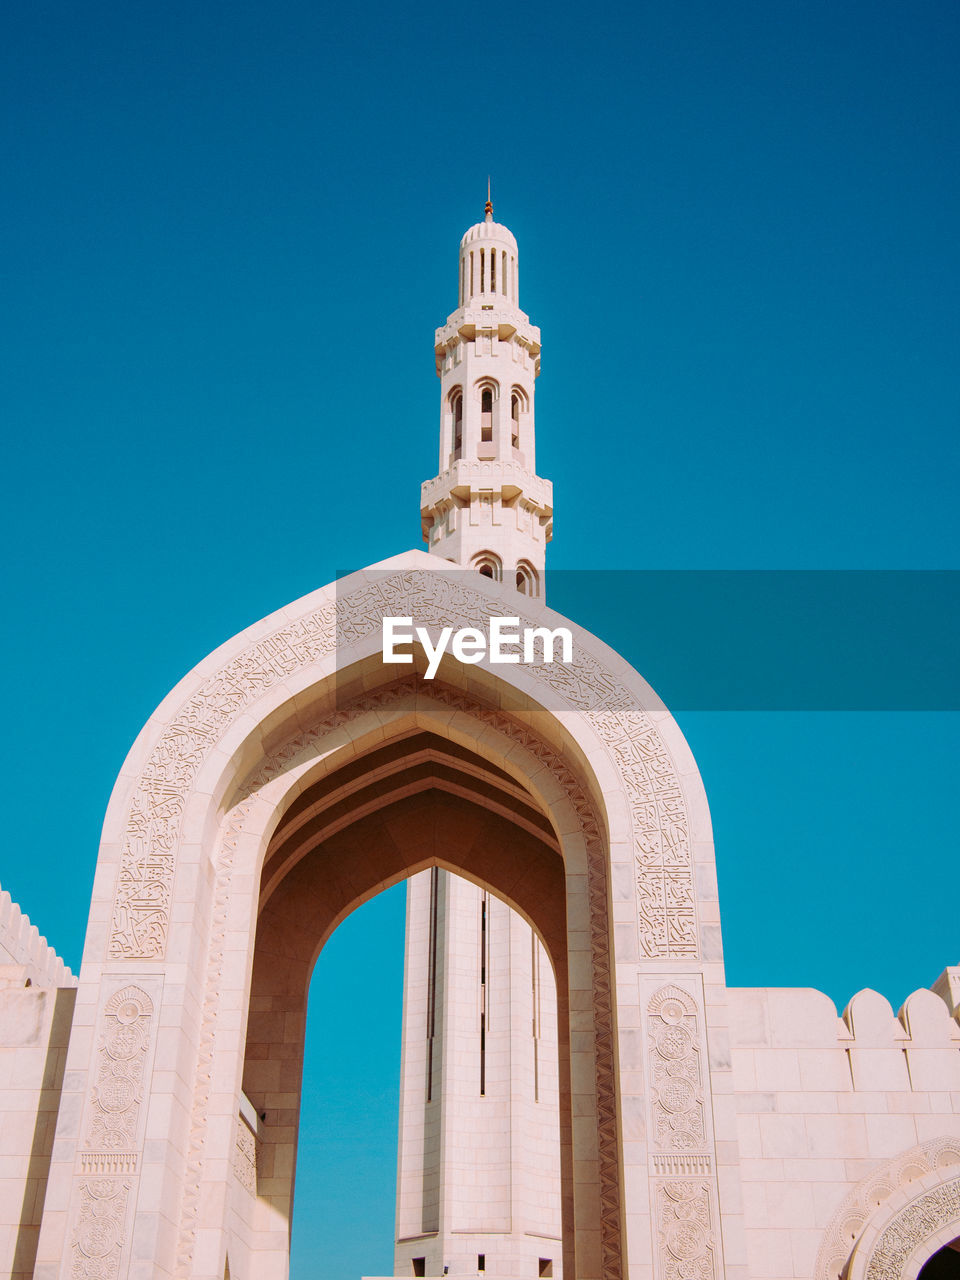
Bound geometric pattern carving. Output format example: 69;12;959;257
816;1138;960;1280
85;985;153;1154
70;1178;130;1280
108;570;694;961
172;675;624;1280
654;1180;717;1280
648;986;706;1153
235;1116;257;1195
864;1177;960;1279
69;985;153;1279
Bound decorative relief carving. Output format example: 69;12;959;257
70;1178;130;1280
653;1155;712;1176
648;986;706;1153
655;1180;717;1280
235;1117;257;1195
86;986;153;1155
864;1177;960;1280
79;1153;139;1175
816;1138;960;1280
109;570;695;963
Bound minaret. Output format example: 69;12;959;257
420;192;553;596
392;203;562;1280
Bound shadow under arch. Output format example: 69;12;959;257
218;675;617;1280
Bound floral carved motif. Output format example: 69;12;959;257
655;1180;717;1280
864;1177;960;1280
70;1178;130;1280
86;986;153;1154
648;986;706;1153
109;570;696;961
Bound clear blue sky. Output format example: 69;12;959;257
2;3;958;1277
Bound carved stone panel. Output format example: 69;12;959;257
654;1180;717;1280
648;986;706;1154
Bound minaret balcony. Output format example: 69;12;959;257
434;311;541;351
420;459;553;516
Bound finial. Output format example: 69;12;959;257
484;176;493;222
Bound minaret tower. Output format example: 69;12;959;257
390;203;563;1280
421;192;553;596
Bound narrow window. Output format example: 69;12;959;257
480;248;485;293
481;387;493;443
470;251;474;297
511;393;520;448
413;1260;426;1277
502;250;507;295
491;247;496;293
452;393;463;460
426;867;440;1101
478;1257;485;1273
479;893;488;1095
479;564;493;579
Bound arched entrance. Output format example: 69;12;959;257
240;721;572;1279
34;556;733;1280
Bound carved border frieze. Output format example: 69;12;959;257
816;1138;960;1280
108;570;695;962
864;1177;960;1279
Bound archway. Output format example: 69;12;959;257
237;725;571;1279
36;556;727;1280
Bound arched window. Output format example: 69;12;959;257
510;393;521;449
515;561;539;597
450;389;463;460
481;387;493;443
471;551;502;583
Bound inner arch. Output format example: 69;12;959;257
236;729;572;1276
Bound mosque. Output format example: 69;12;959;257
1;199;959;1280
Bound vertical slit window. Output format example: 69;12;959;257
502;251;507;295
480;387;493;443
511;393;520;448
452;393;463;460
479;892;488;1095
532;932;540;1102
426;867;440;1102
491;247;496;293
470;251;474;297
480;248;485;293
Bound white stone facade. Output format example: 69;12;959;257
0;206;956;1280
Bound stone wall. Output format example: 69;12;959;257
0;883;77;1279
730;976;960;1279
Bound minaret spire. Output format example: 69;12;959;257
420;205;553;598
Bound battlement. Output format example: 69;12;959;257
0;883;76;989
